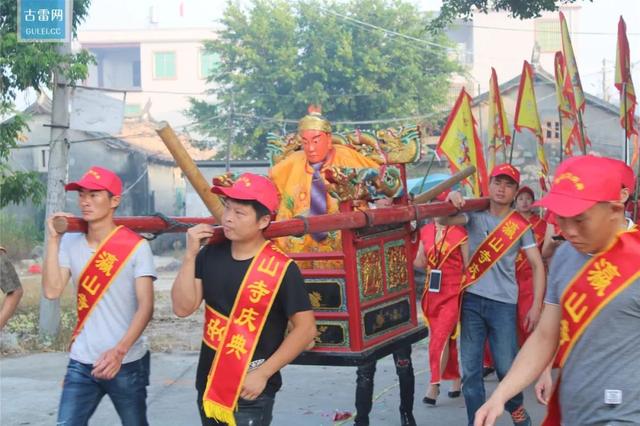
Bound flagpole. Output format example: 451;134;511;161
634;157;640;222
509;129;517;164
418;151;437;193
558;108;563;162
623;82;629;164
576;110;587;155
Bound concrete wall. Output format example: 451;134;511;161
78;28;217;126
5;112;181;223
454;6;581;95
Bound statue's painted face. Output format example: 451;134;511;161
300;129;332;164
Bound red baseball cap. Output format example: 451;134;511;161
211;173;280;214
516;185;535;200
601;157;635;190
65;166;123;196
490;163;520;185
534;155;622;217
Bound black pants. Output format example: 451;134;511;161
354;345;415;425
197;392;275;426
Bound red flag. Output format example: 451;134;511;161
437;88;489;196
615;16;637;136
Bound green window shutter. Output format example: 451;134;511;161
200;51;220;78
154;52;176;78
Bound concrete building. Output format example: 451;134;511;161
6;94;214;222
447;5;582;97
78;27;218;127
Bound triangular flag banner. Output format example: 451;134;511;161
514;61;549;180
437;88;489;197
488;67;511;171
615;16;637;136
560;11;585;113
554;52;583;156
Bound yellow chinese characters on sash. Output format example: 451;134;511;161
72;226;143;344
542;229;640;426
202;242;291;426
425;226;468;271
421;225;467;329
462;211;531;291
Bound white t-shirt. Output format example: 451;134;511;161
59;232;156;364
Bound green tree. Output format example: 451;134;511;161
431;0;592;31
189;0;460;159
0;0;94;207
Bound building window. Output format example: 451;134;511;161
200;50;219;79
153;51;176;79
544;120;560;143
535;20;561;53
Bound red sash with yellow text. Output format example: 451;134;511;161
424;225;468;271
516;215;546;272
202;242;291;426
542;229;640;426
72;226;142;344
462;211;531;291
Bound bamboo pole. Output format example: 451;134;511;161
558;108;563;162
508;129;517;164
576;110;587;155
413;166;476;204
155;121;225;222
623;82;629;164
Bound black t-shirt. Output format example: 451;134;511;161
194;240;312;396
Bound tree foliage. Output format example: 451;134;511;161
0;0;94;207
430;0;592;31
189;0;461;159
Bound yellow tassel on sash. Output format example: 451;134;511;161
203;400;237;426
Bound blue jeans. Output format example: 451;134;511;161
460;293;523;426
57;351;150;426
197;392;275;426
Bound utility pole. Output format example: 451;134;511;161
39;42;71;341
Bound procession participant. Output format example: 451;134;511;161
0;246;23;330
171;173;316;426
269;106;378;267
513;186;547;345
414;191;466;406
353;198;416;426
534;156;636;405
542;156;635;260
474;155;640;426
42;166;156;426
440;164;545;426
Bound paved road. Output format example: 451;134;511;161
1;343;546;425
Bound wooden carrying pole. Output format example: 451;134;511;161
413;165;477;204
52;198;488;238
156;121;225;222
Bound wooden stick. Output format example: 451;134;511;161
51;198;489;238
413;166;476;204
155;121;225;222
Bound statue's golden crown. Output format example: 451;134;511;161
298;105;332;133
